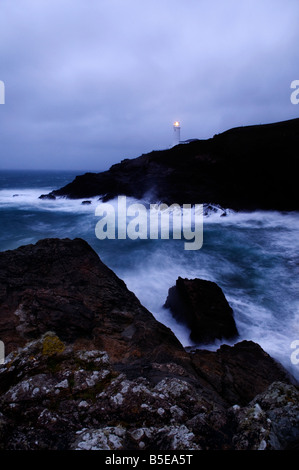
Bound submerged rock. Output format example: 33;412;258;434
39;193;56;200
164;277;238;344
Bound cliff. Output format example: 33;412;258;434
40;117;299;211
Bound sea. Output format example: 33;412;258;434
1;169;299;382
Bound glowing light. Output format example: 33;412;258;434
173;121;180;127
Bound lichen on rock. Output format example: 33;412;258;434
42;332;65;356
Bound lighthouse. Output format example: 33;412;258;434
173;121;181;146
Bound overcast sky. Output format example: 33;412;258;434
0;0;299;171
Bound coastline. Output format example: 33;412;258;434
0;117;299;450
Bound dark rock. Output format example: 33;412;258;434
164;277;238;344
230;381;299;450
191;341;293;406
0;336;218;450
0;238;193;380
248;381;299;449
39;193;56;200
40;117;299;211
81;200;92;205
0;238;297;450
0;334;297;450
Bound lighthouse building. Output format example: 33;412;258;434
173;121;181;146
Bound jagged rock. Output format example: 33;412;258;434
39;193;56;200
0;336;221;450
0;238;193;380
0;238;297;450
0;336;297;450
164;277;238;344
191;341;293;406
250;381;299;449
230;381;299;450
72;426;127;450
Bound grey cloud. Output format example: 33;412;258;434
0;0;299;170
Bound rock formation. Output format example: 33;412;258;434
0;237;192;381
164;277;238;344
40;117;299;212
0;238;298;450
190;341;293;406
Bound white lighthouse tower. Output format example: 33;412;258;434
173;121;181;146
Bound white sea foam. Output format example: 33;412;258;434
101;203;299;382
0;188;99;213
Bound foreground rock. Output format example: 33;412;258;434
164;277;238;344
40;117;299;211
0;237;192;380
0;238;298;450
191;341;293;407
0;335;298;450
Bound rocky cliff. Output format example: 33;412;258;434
40;117;299;211
0;238;298;450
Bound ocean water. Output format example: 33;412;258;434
0;170;299;382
